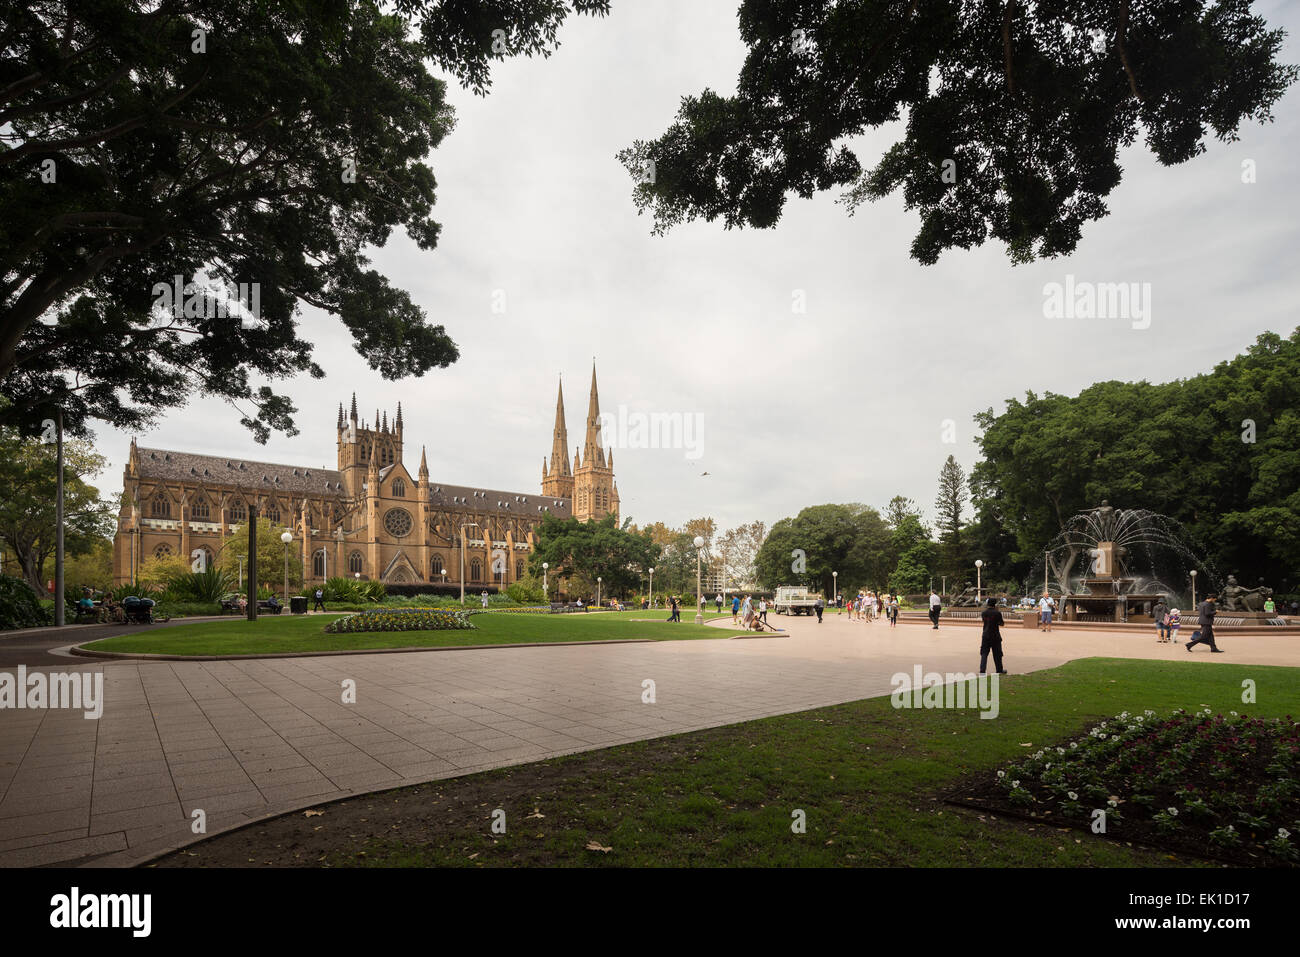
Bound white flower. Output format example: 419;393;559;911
997;770;1006;778
1067;791;1078;800
1045;763;1052;770
1099;733;1108;739
1107;799;1118;807
1011;780;1020;788
1168;808;1179;816
1070;742;1078;750
1279;828;1292;840
1230;710;1238;716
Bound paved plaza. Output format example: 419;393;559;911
1;614;1297;867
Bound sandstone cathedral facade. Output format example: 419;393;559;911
111;367;619;589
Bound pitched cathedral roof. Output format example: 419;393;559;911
134;446;570;516
135;447;348;495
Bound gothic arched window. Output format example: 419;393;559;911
349;551;363;575
431;554;444;576
151;496;170;518
392;478;406;498
153;543;172;558
470;558;482;582
516;559;524;580
313;550;326;577
229;501;247;522
191;499;210;519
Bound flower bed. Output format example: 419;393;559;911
957;708;1299;866
323;608;476;634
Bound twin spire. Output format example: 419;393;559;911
543;362;608;478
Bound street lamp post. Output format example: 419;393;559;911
975;560;984;601
596;576;602;609
694;536;705;625
648;567;654;609
832;571;838;607
54;407;65;627
1044;550;1050;596
460;523;479;605
542;562;549;598
1190;569;1197;609
280;531;293;599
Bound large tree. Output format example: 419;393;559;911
934;453;969;580
0;423;115;593
1;0;610;440
755;503;891;595
970;328;1300;591
619;0;1296;264
528;512;660;599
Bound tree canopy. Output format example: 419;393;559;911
0;421;114;593
971;328;1300;591
528;512;659;599
1;0;609;440
619;0;1296;264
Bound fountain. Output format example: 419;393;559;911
1033;501;1219;623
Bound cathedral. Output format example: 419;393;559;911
111;366;620;589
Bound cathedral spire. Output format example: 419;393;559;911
418;446;428;481
550;376;570;477
350;392;358;422
583;361;605;469
395;402;403;435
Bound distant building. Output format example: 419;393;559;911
112;366;620;587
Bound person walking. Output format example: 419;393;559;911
313;587;326;612
741;594;753;628
979;597;1009;675
731;594;741;623
815;594;825;623
1038;592;1055;632
667;595;681;622
928;589;942;629
1187;593;1223;653
715;593;723;613
887;593;899;627
759;597;768;624
1152;597;1169;642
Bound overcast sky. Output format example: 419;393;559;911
93;0;1300;537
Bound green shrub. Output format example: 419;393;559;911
0;574;49;629
163;568;235;603
506;574;547;604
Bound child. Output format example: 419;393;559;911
1167;607;1181;643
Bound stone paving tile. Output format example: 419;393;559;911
0;832;127;867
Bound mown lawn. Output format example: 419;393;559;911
155;658;1300;867
80;608;754;655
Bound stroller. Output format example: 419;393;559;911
121;596;157;624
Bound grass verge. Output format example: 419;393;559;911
80;609;753;655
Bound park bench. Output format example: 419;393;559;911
257;600;284;615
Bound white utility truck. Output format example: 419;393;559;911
773;586;821;615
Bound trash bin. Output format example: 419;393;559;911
290;596;308;615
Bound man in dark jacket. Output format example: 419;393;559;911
979;597;1009;675
1187;593;1223;653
